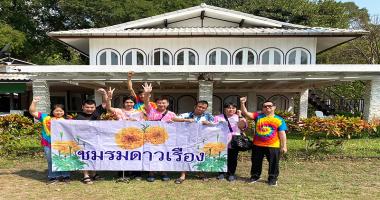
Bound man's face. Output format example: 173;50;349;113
194;103;208;115
156;99;169;111
82;103;96;114
262;102;276;115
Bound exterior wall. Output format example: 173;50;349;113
89;37;317;65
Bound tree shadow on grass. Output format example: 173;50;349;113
13;169;47;183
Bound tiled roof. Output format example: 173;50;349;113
49;27;367;37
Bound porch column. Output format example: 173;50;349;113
32;79;50;113
247;91;257;112
299;89;309;120
363;80;380;121
198;80;213;113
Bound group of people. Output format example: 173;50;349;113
29;72;287;186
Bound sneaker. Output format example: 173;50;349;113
268;180;278;186
161;175;170;181
217;173;225;180
47;178;59;185
227;175;236;182
146;176;155;182
248;177;260;183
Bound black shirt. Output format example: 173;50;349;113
75;105;106;120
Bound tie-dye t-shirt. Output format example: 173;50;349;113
133;95;157;112
252;112;287;148
36;112;64;147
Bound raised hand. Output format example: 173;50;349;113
107;87;115;99
142;82;152;93
128;71;134;79
240;96;247;103
32;96;41;102
97;88;107;95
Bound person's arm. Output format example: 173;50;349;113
172;113;194;122
240;96;254;120
237;110;247;130
142;82;152;114
172;117;194;122
97;88;108;109
279;130;287;153
127;71;137;97
29;96;40;119
106;87;116;113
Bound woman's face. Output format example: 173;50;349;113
52;107;65;118
224;105;237;116
123;99;135;110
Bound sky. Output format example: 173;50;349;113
339;0;380;16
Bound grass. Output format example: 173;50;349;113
0;137;379;200
0;157;379;200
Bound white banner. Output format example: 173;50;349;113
51;120;229;172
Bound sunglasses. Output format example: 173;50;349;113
263;105;273;108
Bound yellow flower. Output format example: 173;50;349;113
52;141;81;155
202;142;226;156
115;127;144;150
144;126;169;145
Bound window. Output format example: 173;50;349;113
233;48;257;65
123;49;146;65
260;48;283;65
97;49;120;65
151;49;172;65
286;48;310;64
207;48;230;65
175;48;198;65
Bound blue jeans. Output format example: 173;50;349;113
44;146;70;180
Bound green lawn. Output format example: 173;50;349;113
0;137;379;200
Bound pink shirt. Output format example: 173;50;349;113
214;114;247;148
146;105;176;122
113;108;144;121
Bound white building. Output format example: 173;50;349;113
2;3;380;119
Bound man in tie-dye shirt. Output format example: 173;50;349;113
240;97;287;186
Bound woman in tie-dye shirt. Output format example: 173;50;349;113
29;96;70;184
240;97;287;186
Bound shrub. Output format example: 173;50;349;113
275;111;298;133
297;116;376;150
0;114;42;157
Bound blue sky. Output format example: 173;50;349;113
339;0;380;16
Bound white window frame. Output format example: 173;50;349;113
123;49;147;65
286;48;311;65
206;48;230;65
96;49;120;65
260;48;283;65
151;48;172;65
233;48;257;65
174;48;198;65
